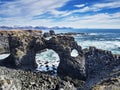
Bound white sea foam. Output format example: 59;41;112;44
71;49;79;57
0;54;10;60
44;37;52;40
88;33;99;35
75;40;120;54
35;49;60;73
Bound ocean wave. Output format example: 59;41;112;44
35;49;60;72
76;40;120;54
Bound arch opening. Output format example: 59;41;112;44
0;35;10;60
0;54;10;60
35;49;60;75
71;49;79;57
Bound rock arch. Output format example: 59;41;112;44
0;31;86;80
1;30;119;83
46;36;86;80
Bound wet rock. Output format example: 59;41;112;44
43;32;51;38
49;30;55;35
44;61;49;64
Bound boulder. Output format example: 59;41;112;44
43;32;50;38
49;30;55;35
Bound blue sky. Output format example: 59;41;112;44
0;0;120;28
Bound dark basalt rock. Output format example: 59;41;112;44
92;77;120;90
0;66;76;90
84;46;120;79
43;32;51;38
0;30;43;71
79;46;120;90
0;34;9;54
43;30;55;38
0;30;120;90
0;30;86;80
46;36;86;80
49;30;55;35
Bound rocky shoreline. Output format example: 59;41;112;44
0;30;120;90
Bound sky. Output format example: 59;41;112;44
0;0;120;29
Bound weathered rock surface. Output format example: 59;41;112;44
92;77;120;90
43;30;55;38
0;30;86;80
84;47;120;79
0;33;9;54
0;30;120;90
79;47;120;90
46;36;86;80
43;32;51;38
49;30;55;35
0;30;43;70
0;66;76;90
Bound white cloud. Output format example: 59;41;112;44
62;0;120;16
0;0;120;29
0;0;69;17
59;6;91;17
74;4;85;8
93;1;120;9
60;12;120;28
1;12;120;29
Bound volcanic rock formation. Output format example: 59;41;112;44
0;30;120;90
0;66;76;90
0;30;86;80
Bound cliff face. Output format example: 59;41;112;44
0;30;120;90
80;47;120;90
0;30;43;70
0;33;9;54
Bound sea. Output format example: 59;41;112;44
43;29;120;54
0;29;120;73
